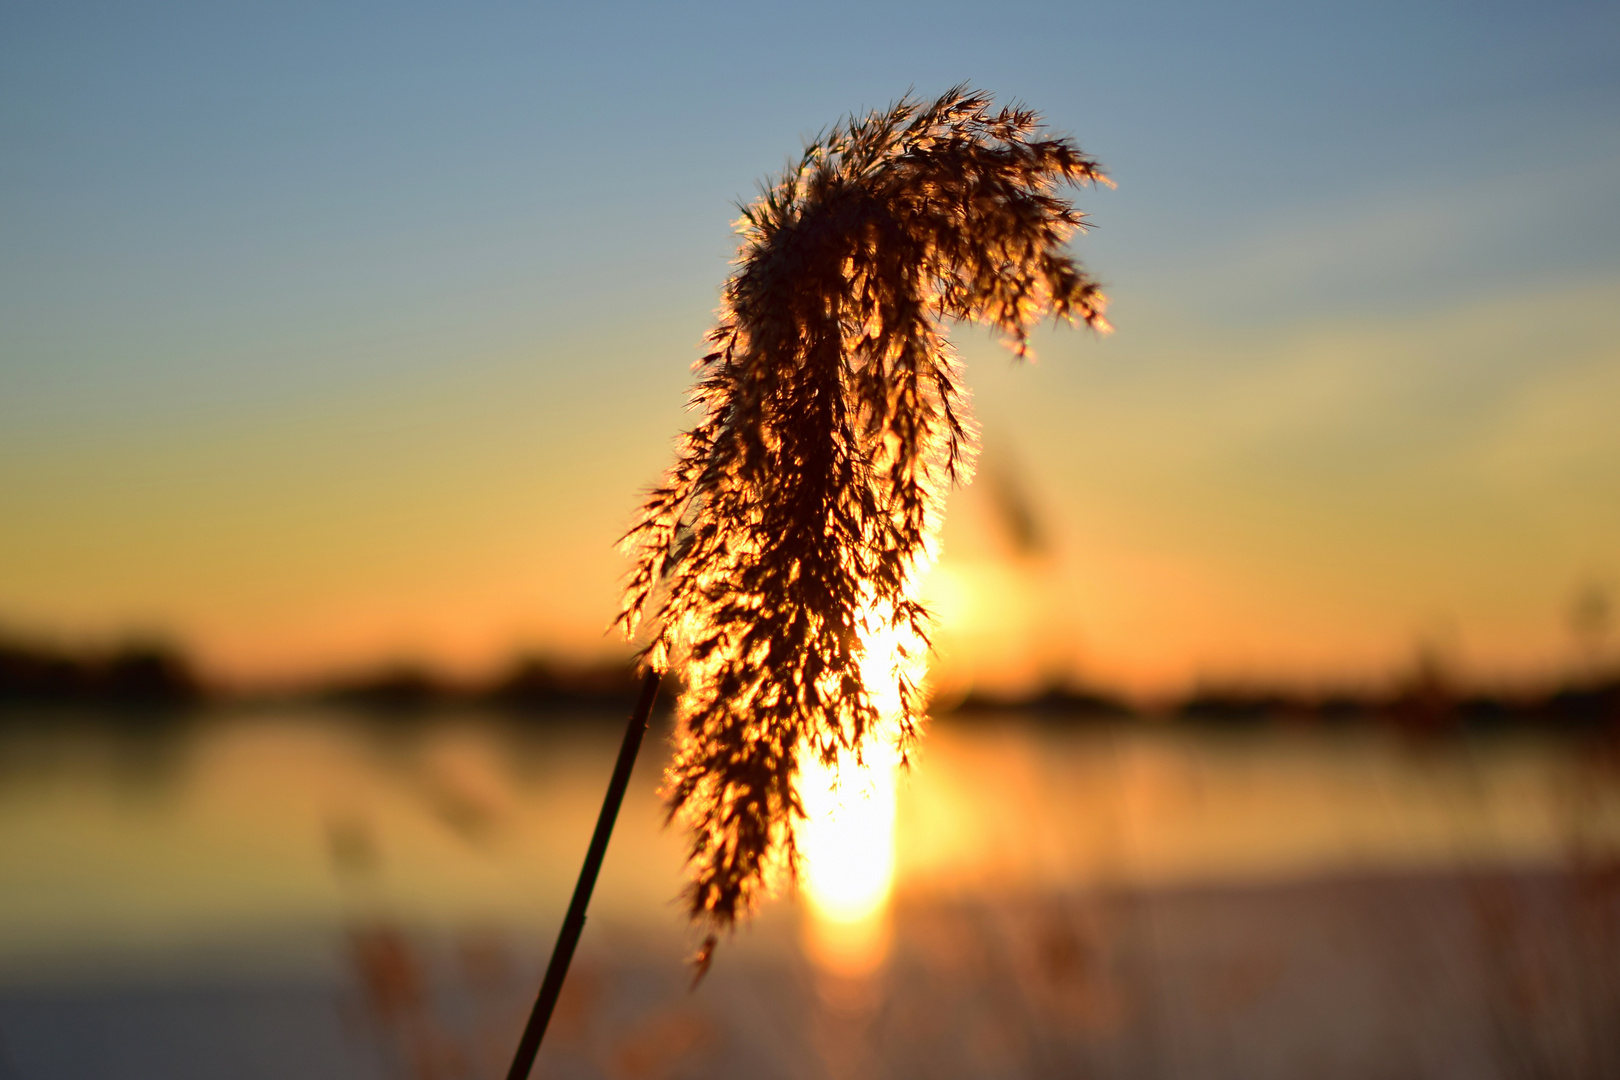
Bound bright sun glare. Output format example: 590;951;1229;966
795;619;917;977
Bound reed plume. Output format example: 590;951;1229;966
620;85;1110;937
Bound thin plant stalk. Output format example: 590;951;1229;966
505;669;661;1080
505;94;1106;1070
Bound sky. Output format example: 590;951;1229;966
2;0;1617;694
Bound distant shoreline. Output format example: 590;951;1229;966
3;632;1615;734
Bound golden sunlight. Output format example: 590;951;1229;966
795;620;916;977
797;744;898;975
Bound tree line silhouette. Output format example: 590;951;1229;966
3;624;1614;733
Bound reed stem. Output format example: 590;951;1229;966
505;668;661;1080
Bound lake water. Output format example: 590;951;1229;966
0;707;1616;1079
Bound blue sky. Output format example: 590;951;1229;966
3;0;1617;689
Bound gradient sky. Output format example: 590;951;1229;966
3;0;1617;693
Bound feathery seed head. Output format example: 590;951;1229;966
619;84;1108;938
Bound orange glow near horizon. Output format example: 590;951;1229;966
3;281;1617;697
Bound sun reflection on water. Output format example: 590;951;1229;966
797;742;898;976
795;620;915;978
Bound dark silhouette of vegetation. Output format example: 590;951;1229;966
484;655;643;711
1156;674;1620;736
620;84;1111;937
319;655;645;715
0;629;650;719
512;84;1114;1080
321;664;454;712
3;620;1613;735
949;680;1133;720
0;633;200;710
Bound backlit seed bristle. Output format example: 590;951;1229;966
618;84;1109;941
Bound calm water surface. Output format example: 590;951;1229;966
0;708;1616;1079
